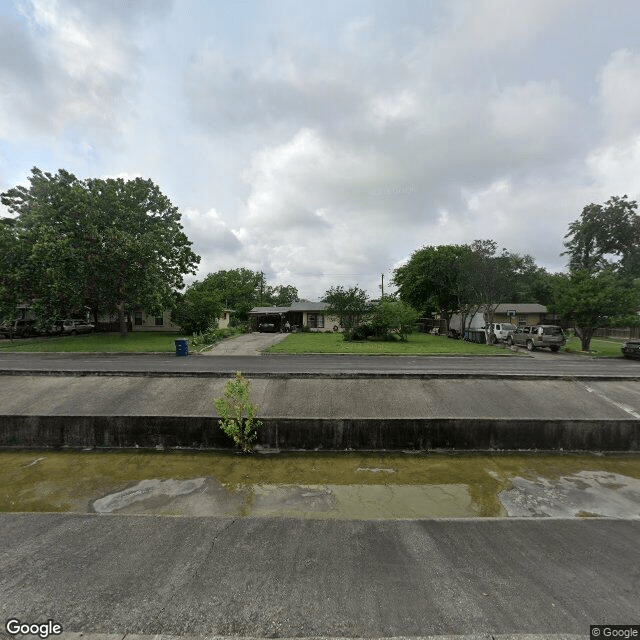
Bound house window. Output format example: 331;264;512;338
155;316;164;326
517;316;526;326
307;313;324;329
134;311;143;326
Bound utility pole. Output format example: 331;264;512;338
381;273;384;299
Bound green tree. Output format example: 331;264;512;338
369;298;418;341
550;269;639;351
199;269;265;321
265;284;299;306
1;168;200;336
171;282;223;335
322;285;369;332
393;244;476;329
563;195;640;278
0;217;22;333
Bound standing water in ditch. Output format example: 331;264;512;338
1;450;640;518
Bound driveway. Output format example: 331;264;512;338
200;331;289;355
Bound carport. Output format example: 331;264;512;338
247;306;288;331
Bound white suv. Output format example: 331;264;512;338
485;322;517;343
61;319;94;335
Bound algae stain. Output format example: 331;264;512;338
0;450;639;518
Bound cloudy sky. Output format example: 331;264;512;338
1;0;640;300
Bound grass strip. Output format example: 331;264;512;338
264;331;515;355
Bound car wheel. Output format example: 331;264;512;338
526;340;535;351
550;346;559;352
507;336;513;346
71;330;77;336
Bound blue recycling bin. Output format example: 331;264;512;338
175;338;189;356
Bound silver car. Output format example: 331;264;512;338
507;325;565;352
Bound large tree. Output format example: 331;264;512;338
170;283;224;335
265;284;299;307
322;285;369;331
196;269;266;321
550;269;639;351
393;244;476;329
1;167;200;336
563;195;640;278
0;217;22;332
393;241;538;339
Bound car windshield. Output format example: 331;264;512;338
543;326;563;335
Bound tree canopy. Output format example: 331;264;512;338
557;195;640;350
563;195;640;278
393;240;548;340
322;285;369;331
1;167;200;335
550;269;639;351
192;269;299;322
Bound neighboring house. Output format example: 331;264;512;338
489;303;553;327
97;308;233;332
248;301;342;332
448;303;554;335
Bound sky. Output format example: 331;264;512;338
1;0;640;301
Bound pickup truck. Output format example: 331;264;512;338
506;325;565;352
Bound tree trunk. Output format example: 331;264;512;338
579;327;592;351
118;301;127;338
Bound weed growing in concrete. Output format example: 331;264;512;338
214;371;263;452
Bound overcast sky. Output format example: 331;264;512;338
1;0;640;300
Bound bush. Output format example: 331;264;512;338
344;323;375;341
213;372;263;452
189;327;223;348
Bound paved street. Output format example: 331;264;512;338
1;350;639;378
0;514;637;638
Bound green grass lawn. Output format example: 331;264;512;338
264;331;515;355
0;331;182;353
563;336;626;358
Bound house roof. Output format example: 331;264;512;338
248;301;329;315
248;306;289;315
492;303;548;314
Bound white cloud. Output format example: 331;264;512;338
597;48;640;141
489;81;579;156
3;0;640;300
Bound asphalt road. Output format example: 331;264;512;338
1;351;639;378
0;513;638;638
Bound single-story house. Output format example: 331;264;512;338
446;303;556;335
489;303;555;327
97;308;233;332
248;301;342;332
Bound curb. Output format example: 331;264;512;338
0;368;639;381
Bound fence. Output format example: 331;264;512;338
593;326;640;339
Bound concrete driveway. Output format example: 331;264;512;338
200;331;289;355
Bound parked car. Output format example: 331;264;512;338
507;325;565;352
485;322;517;343
0;319;37;338
257;322;277;333
621;340;640;359
61;319;94;335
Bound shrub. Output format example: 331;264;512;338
189;327;222;348
213;372;263;452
